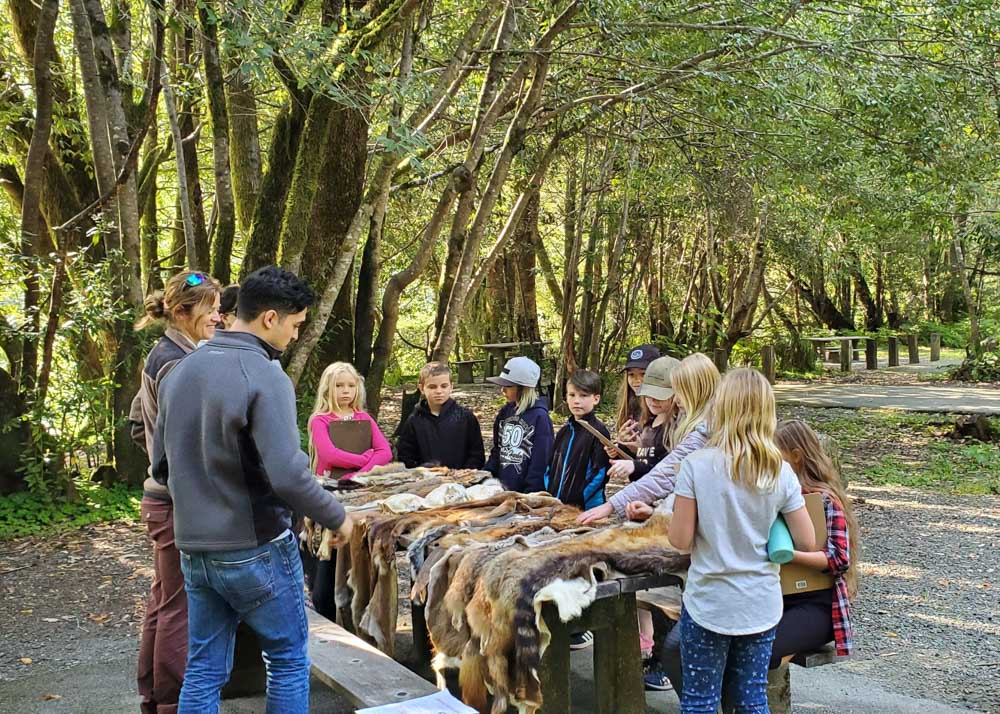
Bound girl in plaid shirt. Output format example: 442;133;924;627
773;419;858;661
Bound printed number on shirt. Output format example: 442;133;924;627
500;418;534;466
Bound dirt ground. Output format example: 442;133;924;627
1;391;997;712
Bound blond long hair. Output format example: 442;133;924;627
308;362;368;473
514;385;539;416
776;419;860;598
709;368;783;491
312;362;367;415
671;353;720;447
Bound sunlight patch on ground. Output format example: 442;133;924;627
858;562;924;580
906;611;1000;637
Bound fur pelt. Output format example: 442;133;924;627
345;492;573;654
419;510;689;713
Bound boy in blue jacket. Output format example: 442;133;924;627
484;357;554;492
544;370;611;510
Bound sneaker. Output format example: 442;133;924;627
569;630;594;650
643;667;672;691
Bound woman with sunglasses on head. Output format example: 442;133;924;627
129;270;221;714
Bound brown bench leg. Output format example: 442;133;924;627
767;663;791;713
539;603;571;714
221;622;266;698
592;594;645;714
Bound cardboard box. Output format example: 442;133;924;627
779;492;834;595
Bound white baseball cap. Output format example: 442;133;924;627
487;356;540;388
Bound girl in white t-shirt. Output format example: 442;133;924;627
668;368;815;712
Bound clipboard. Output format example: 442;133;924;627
574;417;631;460
325;419;372;479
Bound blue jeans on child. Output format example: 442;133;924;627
178;530;309;714
679;609;776;713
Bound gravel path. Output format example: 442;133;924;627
774;382;1000;415
841;484;1000;713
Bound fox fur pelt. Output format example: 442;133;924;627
424;510;689;714
343;492;579;654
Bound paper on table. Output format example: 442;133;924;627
356;690;477;714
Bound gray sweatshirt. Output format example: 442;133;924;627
152;330;346;552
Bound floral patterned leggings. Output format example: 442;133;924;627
679;609;776;713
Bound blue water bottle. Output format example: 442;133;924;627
767;515;794;564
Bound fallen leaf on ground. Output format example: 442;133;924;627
88;612;111;624
41;694;62;701
886;631;899;638
19;657;32;665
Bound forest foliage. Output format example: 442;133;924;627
1;0;998;495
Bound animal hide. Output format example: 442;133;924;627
420;510;689;713
327;486;687;714
345;492;577;655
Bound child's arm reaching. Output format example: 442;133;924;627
604;423;709;516
309;417;369;472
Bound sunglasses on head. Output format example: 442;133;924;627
184;273;208;288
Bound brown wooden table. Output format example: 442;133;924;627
474;341;549;377
802;336;877;372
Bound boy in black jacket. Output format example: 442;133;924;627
544;370;611;510
396;362;486;469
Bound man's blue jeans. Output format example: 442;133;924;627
178;531;309;714
679;609;776;713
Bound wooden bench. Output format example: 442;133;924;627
306;608;438;709
453;358;486;384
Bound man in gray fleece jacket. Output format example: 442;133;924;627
152;266;349;713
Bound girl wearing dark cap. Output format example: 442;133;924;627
613;343;660;455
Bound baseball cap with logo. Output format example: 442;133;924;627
487;356;541;388
624;344;660;371
636;355;680;400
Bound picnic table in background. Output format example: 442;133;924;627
802;335;877;371
474;340;549;377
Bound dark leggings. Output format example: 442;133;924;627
300;544;337;620
661;589;834;698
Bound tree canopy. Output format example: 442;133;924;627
1;0;998;493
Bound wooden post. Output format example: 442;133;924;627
760;345;776;384
907;334;919;364
865;338;878;370
839;338;851;372
713;347;729;373
887;336;900;367
930;333;941;362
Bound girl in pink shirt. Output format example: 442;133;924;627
308;362;392;480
